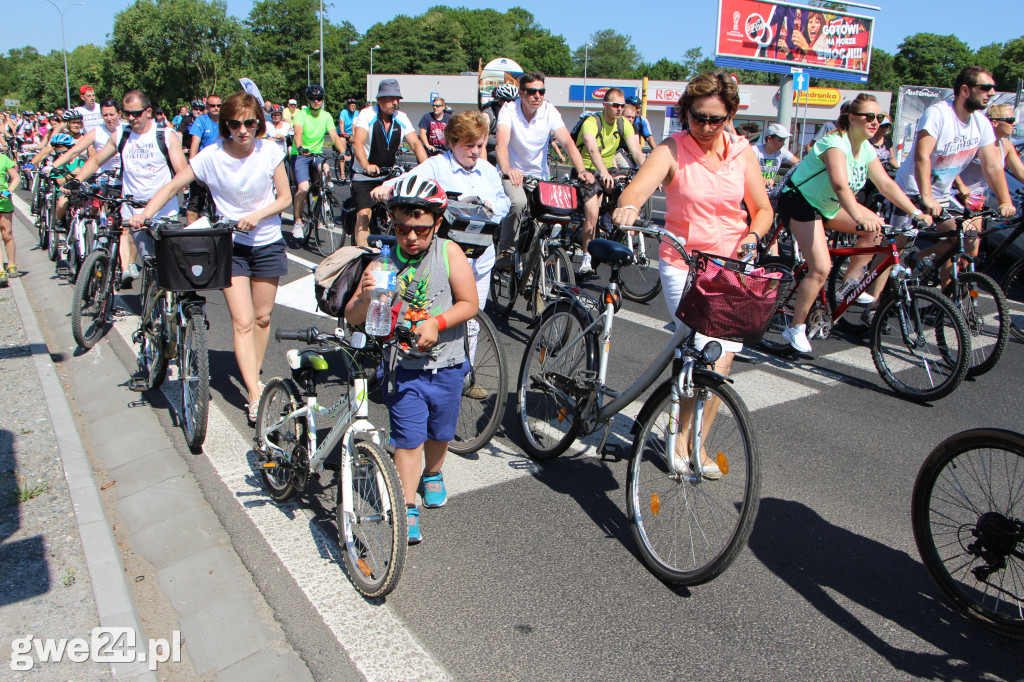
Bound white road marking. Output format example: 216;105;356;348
731;370;819;412
287;251;319;270
276;273;331;319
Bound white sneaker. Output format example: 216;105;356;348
782;324;812;353
291;222;304;239
578;254;594;276
855;292;876;305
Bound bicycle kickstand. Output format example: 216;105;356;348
597;419;623;461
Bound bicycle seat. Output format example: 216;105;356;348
368;234;397;251
588;238;632;267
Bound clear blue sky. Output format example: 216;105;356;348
6;0;1018;66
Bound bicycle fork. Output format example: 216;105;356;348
667;353;707;483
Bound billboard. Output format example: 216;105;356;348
478;58;523;105
715;1;874;82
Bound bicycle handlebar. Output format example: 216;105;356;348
274;325;437;361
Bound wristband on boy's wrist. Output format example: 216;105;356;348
434;314;447;331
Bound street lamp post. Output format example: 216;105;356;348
43;0;85;110
318;0;324;89
307;49;320;88
370;44;381;80
582;42;593;114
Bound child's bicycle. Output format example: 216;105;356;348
255;325;432;598
912;427;1024;639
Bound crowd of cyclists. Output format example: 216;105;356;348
2;63;1022;550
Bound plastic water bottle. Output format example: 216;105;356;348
364;246;397;337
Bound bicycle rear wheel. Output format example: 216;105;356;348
826;254;874;334
945;271;1009;377
339;440;407;598
255;378;305;502
139;275;168;390
627;374;760;585
489;259;519;317
531;245;575;314
871;285;968;402
516;301;597;460
912;428;1024;639
71;250;113;349
617;229;662;303
757;257;799;355
313;195;346;256
450;312;507;455
998;258;1024;343
179;309;210;450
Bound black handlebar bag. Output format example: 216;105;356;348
153;226;233;291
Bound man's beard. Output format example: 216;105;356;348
965;92;988;112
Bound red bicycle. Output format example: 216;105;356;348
759;224;972;402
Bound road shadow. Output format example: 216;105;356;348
0;427;51;607
749;498;1018;680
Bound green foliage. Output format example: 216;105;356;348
993;37;1024;92
893;33;974;89
572;30;642;79
974;42;1003;76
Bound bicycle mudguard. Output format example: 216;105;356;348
628;368;734;438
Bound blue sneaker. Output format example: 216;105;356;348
406;507;421;545
419;472;447;508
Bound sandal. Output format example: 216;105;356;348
247;382;265;423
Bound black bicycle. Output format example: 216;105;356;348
912;427;1024;639
297;150;345;256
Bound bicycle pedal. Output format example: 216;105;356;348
55;261;72;276
600;443;624;461
574;370;599;390
127;372;149;392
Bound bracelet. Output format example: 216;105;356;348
620;205;640;213
911;209;923;217
745;230;759;239
434;314;447;332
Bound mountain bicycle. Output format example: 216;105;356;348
490;175;576;318
912;427;1024;640
517;226;761;584
129;217;235;449
760;223;971;402
296;150;346;256
256;325;418;598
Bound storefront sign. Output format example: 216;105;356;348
568;85;639;103
716;0;874;78
647;87;751;108
793;87;840;106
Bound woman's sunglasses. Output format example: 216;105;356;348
850;112;887;123
226;118;260;130
688;110;728;125
990;117;1016;125
393;222;435;238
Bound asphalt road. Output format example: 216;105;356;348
13;182;1022;681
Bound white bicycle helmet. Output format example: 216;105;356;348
493;84;519;102
387;175;448;215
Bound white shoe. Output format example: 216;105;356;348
291;222;304;239
855;292;876;305
578;254;594;276
782;324;812;353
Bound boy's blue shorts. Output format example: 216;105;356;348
386;361;470;449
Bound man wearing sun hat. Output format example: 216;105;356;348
73;84;104;133
283;98;299;124
753;122;799;189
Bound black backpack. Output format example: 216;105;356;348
571;112;626;153
313;245;379;317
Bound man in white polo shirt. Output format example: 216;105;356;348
494;71;594;268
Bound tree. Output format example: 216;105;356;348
572;30;641;79
637;58;687;81
893;33;973;88
865;47;899;114
994;37;1024;92
974;42;1003;76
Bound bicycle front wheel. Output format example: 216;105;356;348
516;301;597;460
627;374;760;585
179;309;210;450
71;250;113;349
531;245;575;314
339;440;407;598
617;229;662;303
255;378;305;502
757;257;799;355
140;276;168;390
945;271;1010;377
450;312;507;455
489;259;519;317
912;428;1024;639
313;195;346;256
871;285;969;402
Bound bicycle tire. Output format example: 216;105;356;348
256;378;305;502
911;427;1024;640
757;256;800;355
46;211;60;262
516;301;598;460
489;259;519;317
338;440;407;598
179;310;210;450
999;258;1024;343
140;275;168;390
71;250;113;348
450;311;507;455
826;254;873;334
531;245;575;314
313;194;346;256
627;374;760;585
944;271;1009;377
617;229;662;303
870;285;969;402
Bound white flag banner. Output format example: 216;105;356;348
239;78;272;121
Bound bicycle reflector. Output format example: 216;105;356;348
701;340;723;366
716;452;730;476
650;493;661;516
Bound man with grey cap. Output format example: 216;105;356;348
350;78;427;246
753;122;799;188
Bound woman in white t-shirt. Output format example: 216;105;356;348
131;92;293;421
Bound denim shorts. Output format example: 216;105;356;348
386;361;470;449
291;155;321;185
231;239;288;278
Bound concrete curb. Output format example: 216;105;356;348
8;269;157;681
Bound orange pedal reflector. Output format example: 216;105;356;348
716;452;729;476
969;289;978;299
357;558;372;577
261;462;277;468
650;493;661;516
557;407;567;423
540;347;546;362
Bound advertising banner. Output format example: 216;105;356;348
793;88;841;107
568;85;639;103
716;0;874;80
478;58;523;105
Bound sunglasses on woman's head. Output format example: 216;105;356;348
850;111;887;123
688;110;728;125
226;118;260;130
393;222;435;237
